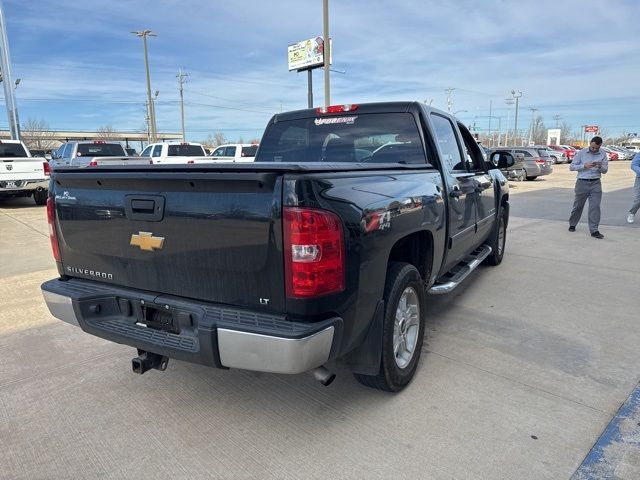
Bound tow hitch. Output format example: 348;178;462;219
132;350;169;374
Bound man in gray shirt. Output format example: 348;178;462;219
568;136;608;238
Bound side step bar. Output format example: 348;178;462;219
428;245;492;295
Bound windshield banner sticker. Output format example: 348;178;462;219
314;116;358;126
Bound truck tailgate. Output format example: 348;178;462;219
52;170;285;312
0;157;47;180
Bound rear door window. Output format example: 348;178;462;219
430;114;466;172
241;146;258;157
152;145;163;157
255;113;428;164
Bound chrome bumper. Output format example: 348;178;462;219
41;280;337;375
0;178;48;192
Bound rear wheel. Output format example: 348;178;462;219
484;206;507;266
354;262;426;392
33;189;47;206
526;176;537;181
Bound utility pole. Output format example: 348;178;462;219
505;97;514;146
0;1;20;139
144;101;150;143
177;69;189;141
553;115;561;129
488;100;493;146
528;107;538;145
322;0;330;107
132;30;157;142
511;90;522;146
445;87;455;113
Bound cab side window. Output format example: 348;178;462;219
152;145;163;157
225;146;237;157
140;146;152;157
212;147;226;157
430;114;466;173
458;123;486;172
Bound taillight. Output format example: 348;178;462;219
88;160;98;166
535;158;546;164
43;161;51;176
316;104;358;114
46;197;61;262
187;160;195;164
283;207;344;298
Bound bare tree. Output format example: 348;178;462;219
213;131;228;146
248;137;261;144
530;116;547;144
560;122;573;144
97;125;116;140
21;118;57;152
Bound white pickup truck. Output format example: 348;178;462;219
140;141;208;164
209;143;258;162
0;140;50;205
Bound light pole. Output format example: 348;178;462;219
445;87;455;113
511;90;522;146
0;1;20;139
505;97;514;146
132;30;157;142
323;0;330;107
528;107;538;146
177;69;189;141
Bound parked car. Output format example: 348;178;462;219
50;141;130;169
209;143;258;162
140;141;208;164
0;140;50;205
489;147;553;180
608;146;634;160
537;145;566;164
548;144;575;161
41;101;514;392
601;147;619;161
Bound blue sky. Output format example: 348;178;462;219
3;0;640;143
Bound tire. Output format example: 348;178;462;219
526;176;537;181
484;205;507;266
354;262;426;392
33;189;48;206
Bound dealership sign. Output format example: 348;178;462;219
287;36;332;71
584;125;599;133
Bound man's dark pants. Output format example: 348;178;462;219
569;179;602;233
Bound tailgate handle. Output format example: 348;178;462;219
125;195;165;222
131;199;155;212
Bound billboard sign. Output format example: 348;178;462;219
287;37;331;71
584;125;599;133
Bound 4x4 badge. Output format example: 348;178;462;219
130;232;164;251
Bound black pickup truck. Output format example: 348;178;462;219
41;102;514;392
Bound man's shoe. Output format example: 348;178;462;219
628;213;635;224
568;226;576;232
591;231;604;239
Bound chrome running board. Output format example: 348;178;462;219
428;245;492;295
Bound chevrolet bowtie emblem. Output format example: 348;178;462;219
130;232;164;251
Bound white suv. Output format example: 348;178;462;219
209;144;258;162
140;141;208;164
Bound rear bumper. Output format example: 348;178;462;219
41;278;341;375
0;178;48;194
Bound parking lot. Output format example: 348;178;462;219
1;162;639;479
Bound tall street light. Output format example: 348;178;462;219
323;0;330;107
528;107;538;146
132;30;157;142
505;97;514;146
511;90;522;146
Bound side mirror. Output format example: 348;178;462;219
489;152;515;169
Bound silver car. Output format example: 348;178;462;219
488;147;553;181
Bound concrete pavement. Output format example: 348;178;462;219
0;162;638;479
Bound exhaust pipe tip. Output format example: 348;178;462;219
311;366;336;386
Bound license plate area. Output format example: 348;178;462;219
135;303;179;334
